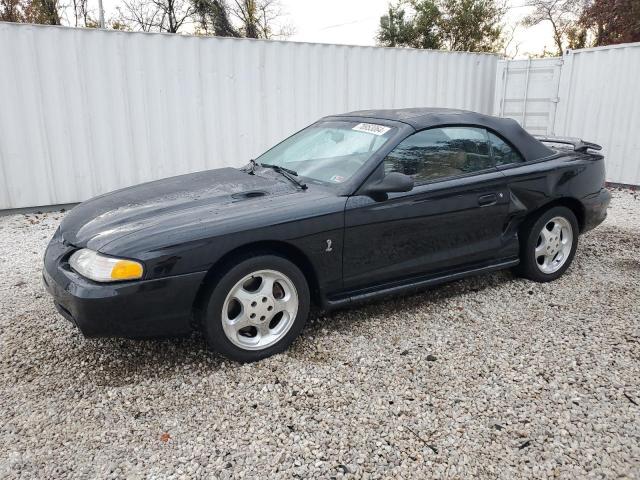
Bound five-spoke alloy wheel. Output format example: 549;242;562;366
535;216;574;274
201;254;310;363
515;206;579;282
222;270;299;350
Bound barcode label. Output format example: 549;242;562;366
352;123;391;136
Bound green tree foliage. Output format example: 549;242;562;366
378;3;421;47
566;23;588;49
440;0;504;51
377;0;505;52
411;0;442;48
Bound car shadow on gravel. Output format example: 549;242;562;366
305;269;515;335
48;269;514;383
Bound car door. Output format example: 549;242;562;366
342;126;511;291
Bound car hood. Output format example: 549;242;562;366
60;167;310;251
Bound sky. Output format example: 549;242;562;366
99;0;557;58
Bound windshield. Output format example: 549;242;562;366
256;120;397;185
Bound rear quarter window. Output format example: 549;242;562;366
488;131;524;165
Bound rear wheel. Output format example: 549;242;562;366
514;206;579;282
202;254;310;362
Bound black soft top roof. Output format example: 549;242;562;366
327;108;554;162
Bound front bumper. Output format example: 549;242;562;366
43;229;207;338
582;187;611;232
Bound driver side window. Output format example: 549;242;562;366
384;127;493;183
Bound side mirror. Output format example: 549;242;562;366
363;172;414;198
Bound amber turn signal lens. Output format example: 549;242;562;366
111;260;144;280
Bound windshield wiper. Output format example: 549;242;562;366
260;163;308;190
261;163;298;176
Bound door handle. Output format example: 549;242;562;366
478;193;497;207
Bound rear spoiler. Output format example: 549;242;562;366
534;135;602;153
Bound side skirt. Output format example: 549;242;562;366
322;258;520;310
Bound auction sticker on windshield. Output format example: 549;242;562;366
352;123;391;136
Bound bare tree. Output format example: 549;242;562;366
0;0;25;21
117;0;162;31
501;22;522;58
230;0;259;37
523;0;582;54
192;0;240;36
229;0;293;39
118;0;194;33
153;0;194;32
256;0;293;38
102;0;292;38
70;0;91;26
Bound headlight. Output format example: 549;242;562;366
69;249;144;282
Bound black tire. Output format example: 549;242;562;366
514;206;579;283
201;254;310;363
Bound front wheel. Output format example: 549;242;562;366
514;206;579;282
202;254;310;362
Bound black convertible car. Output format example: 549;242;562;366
44;108;610;362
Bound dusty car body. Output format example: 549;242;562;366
43;108;610;361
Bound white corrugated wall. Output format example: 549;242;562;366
493;57;563;136
495;43;640;186
0;23;498;209
554;45;640;186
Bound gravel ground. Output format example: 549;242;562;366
1;189;639;479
